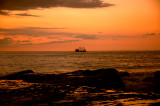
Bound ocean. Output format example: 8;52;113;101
0;51;160;76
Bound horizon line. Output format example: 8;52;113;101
0;50;160;52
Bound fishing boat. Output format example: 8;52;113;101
75;47;86;52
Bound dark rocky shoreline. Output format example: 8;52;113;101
0;68;160;105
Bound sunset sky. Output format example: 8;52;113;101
0;0;160;51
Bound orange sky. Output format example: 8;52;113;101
0;0;159;51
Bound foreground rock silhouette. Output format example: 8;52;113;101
154;71;160;93
1;69;160;105
0;70;34;80
0;68;125;90
67;68;126;90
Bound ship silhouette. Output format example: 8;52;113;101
75;47;86;52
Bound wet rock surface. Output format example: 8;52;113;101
0;69;160;105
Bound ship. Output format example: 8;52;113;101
75;47;86;52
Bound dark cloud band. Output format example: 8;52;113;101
15;13;40;17
0;38;13;45
0;37;79;47
0;27;102;40
0;0;113;11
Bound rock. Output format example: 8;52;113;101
154;71;160;93
96;69;126;90
69;68;126;90
0;69;126;90
22;73;58;83
149;102;160;106
119;72;130;77
0;70;34;80
67;70;88;76
15;70;33;74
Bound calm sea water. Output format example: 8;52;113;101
0;51;160;76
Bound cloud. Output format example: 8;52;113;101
39;40;79;45
0;27;66;37
0;38;13;45
143;33;156;37
104;35;137;39
0;37;34;47
21;40;32;42
25;27;66;29
0;37;79;47
0;10;10;15
47;36;58;39
104;33;159;40
17;40;32;43
15;13;40;17
0;10;39;17
0;27;102;47
0;0;113;14
0;27;102;40
16;39;80;46
145;33;155;36
109;35;135;38
75;34;98;39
